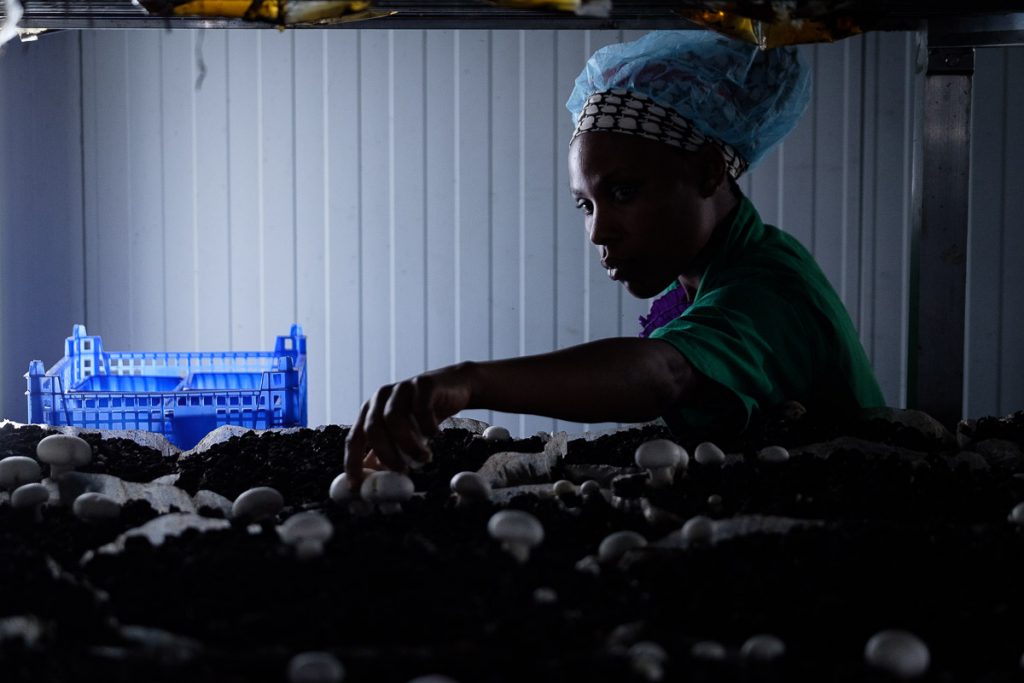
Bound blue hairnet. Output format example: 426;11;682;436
566;31;811;172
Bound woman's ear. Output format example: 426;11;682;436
695;142;728;199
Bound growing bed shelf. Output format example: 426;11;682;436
25;325;307;449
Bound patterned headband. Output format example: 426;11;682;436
570;88;749;179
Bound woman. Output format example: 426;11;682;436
344;31;884;478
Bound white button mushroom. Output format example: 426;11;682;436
634;439;687;488
487;510;544;563
757;445;790;464
286;651;345;683
11;482;49;521
864;629;930;679
36;434;92;479
72;492;122;522
681;515;714;543
232;486;284;522
628;641;668;682
481;425;511;442
578;480;601;497
0;456;42;490
691;640;727;660
552;479;577;497
1008;502;1024;525
597;530;647;564
360;471;415;514
278;511;334;560
450;471;492;506
694;441;726;466
740;634;786;662
329;471;375;504
706;493;723;509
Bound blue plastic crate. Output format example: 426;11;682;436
25;325;307;450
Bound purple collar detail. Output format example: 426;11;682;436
638;285;692;338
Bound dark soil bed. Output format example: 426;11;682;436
2;410;1024;682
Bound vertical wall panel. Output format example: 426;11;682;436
455;31;493;424
125;31;166;351
391;31;428;385
356;31;390;405
324;31;363;422
195;31;232;351
0;32;85;422
424;31;457;379
160;30;197;351
260;32;298;344
226;31;263;351
294;31;328;427
9;29;1022;436
88;33;133;349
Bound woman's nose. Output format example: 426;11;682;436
588;208;617;246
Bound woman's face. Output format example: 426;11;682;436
568;132;720;299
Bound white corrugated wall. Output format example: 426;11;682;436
0;29;1020;434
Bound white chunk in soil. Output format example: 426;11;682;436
481;425;511;442
628;641;668;682
864;630;930;679
691;640;727;660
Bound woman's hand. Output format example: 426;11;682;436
344;363;475;482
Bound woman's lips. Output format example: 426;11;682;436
602;259;628;281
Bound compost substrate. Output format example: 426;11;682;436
2;410;1024;682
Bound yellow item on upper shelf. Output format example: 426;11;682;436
134;0;376;25
679;9;863;48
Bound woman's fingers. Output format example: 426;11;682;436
384;381;433;464
344;401;371;480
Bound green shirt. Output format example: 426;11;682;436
650;195;884;432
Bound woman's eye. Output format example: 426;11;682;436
612;186;636;202
575;199;593;215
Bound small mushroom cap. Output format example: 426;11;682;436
232;486;285;521
487;510;544;547
36;434;92;468
681;515;714;543
0;456;42;489
1009;502;1024;524
481;425;511;442
578;480;601;497
450;471;492;499
360;471;415;503
635;439;687;469
740;634;786;661
691;640;727;660
757;445;790;463
287;651;345;683
11;482;49;509
279;511;334;546
694;441;726;466
864;630;930;679
552;479;577;497
597;530;647;563
72;492;122;521
329;471;373;503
